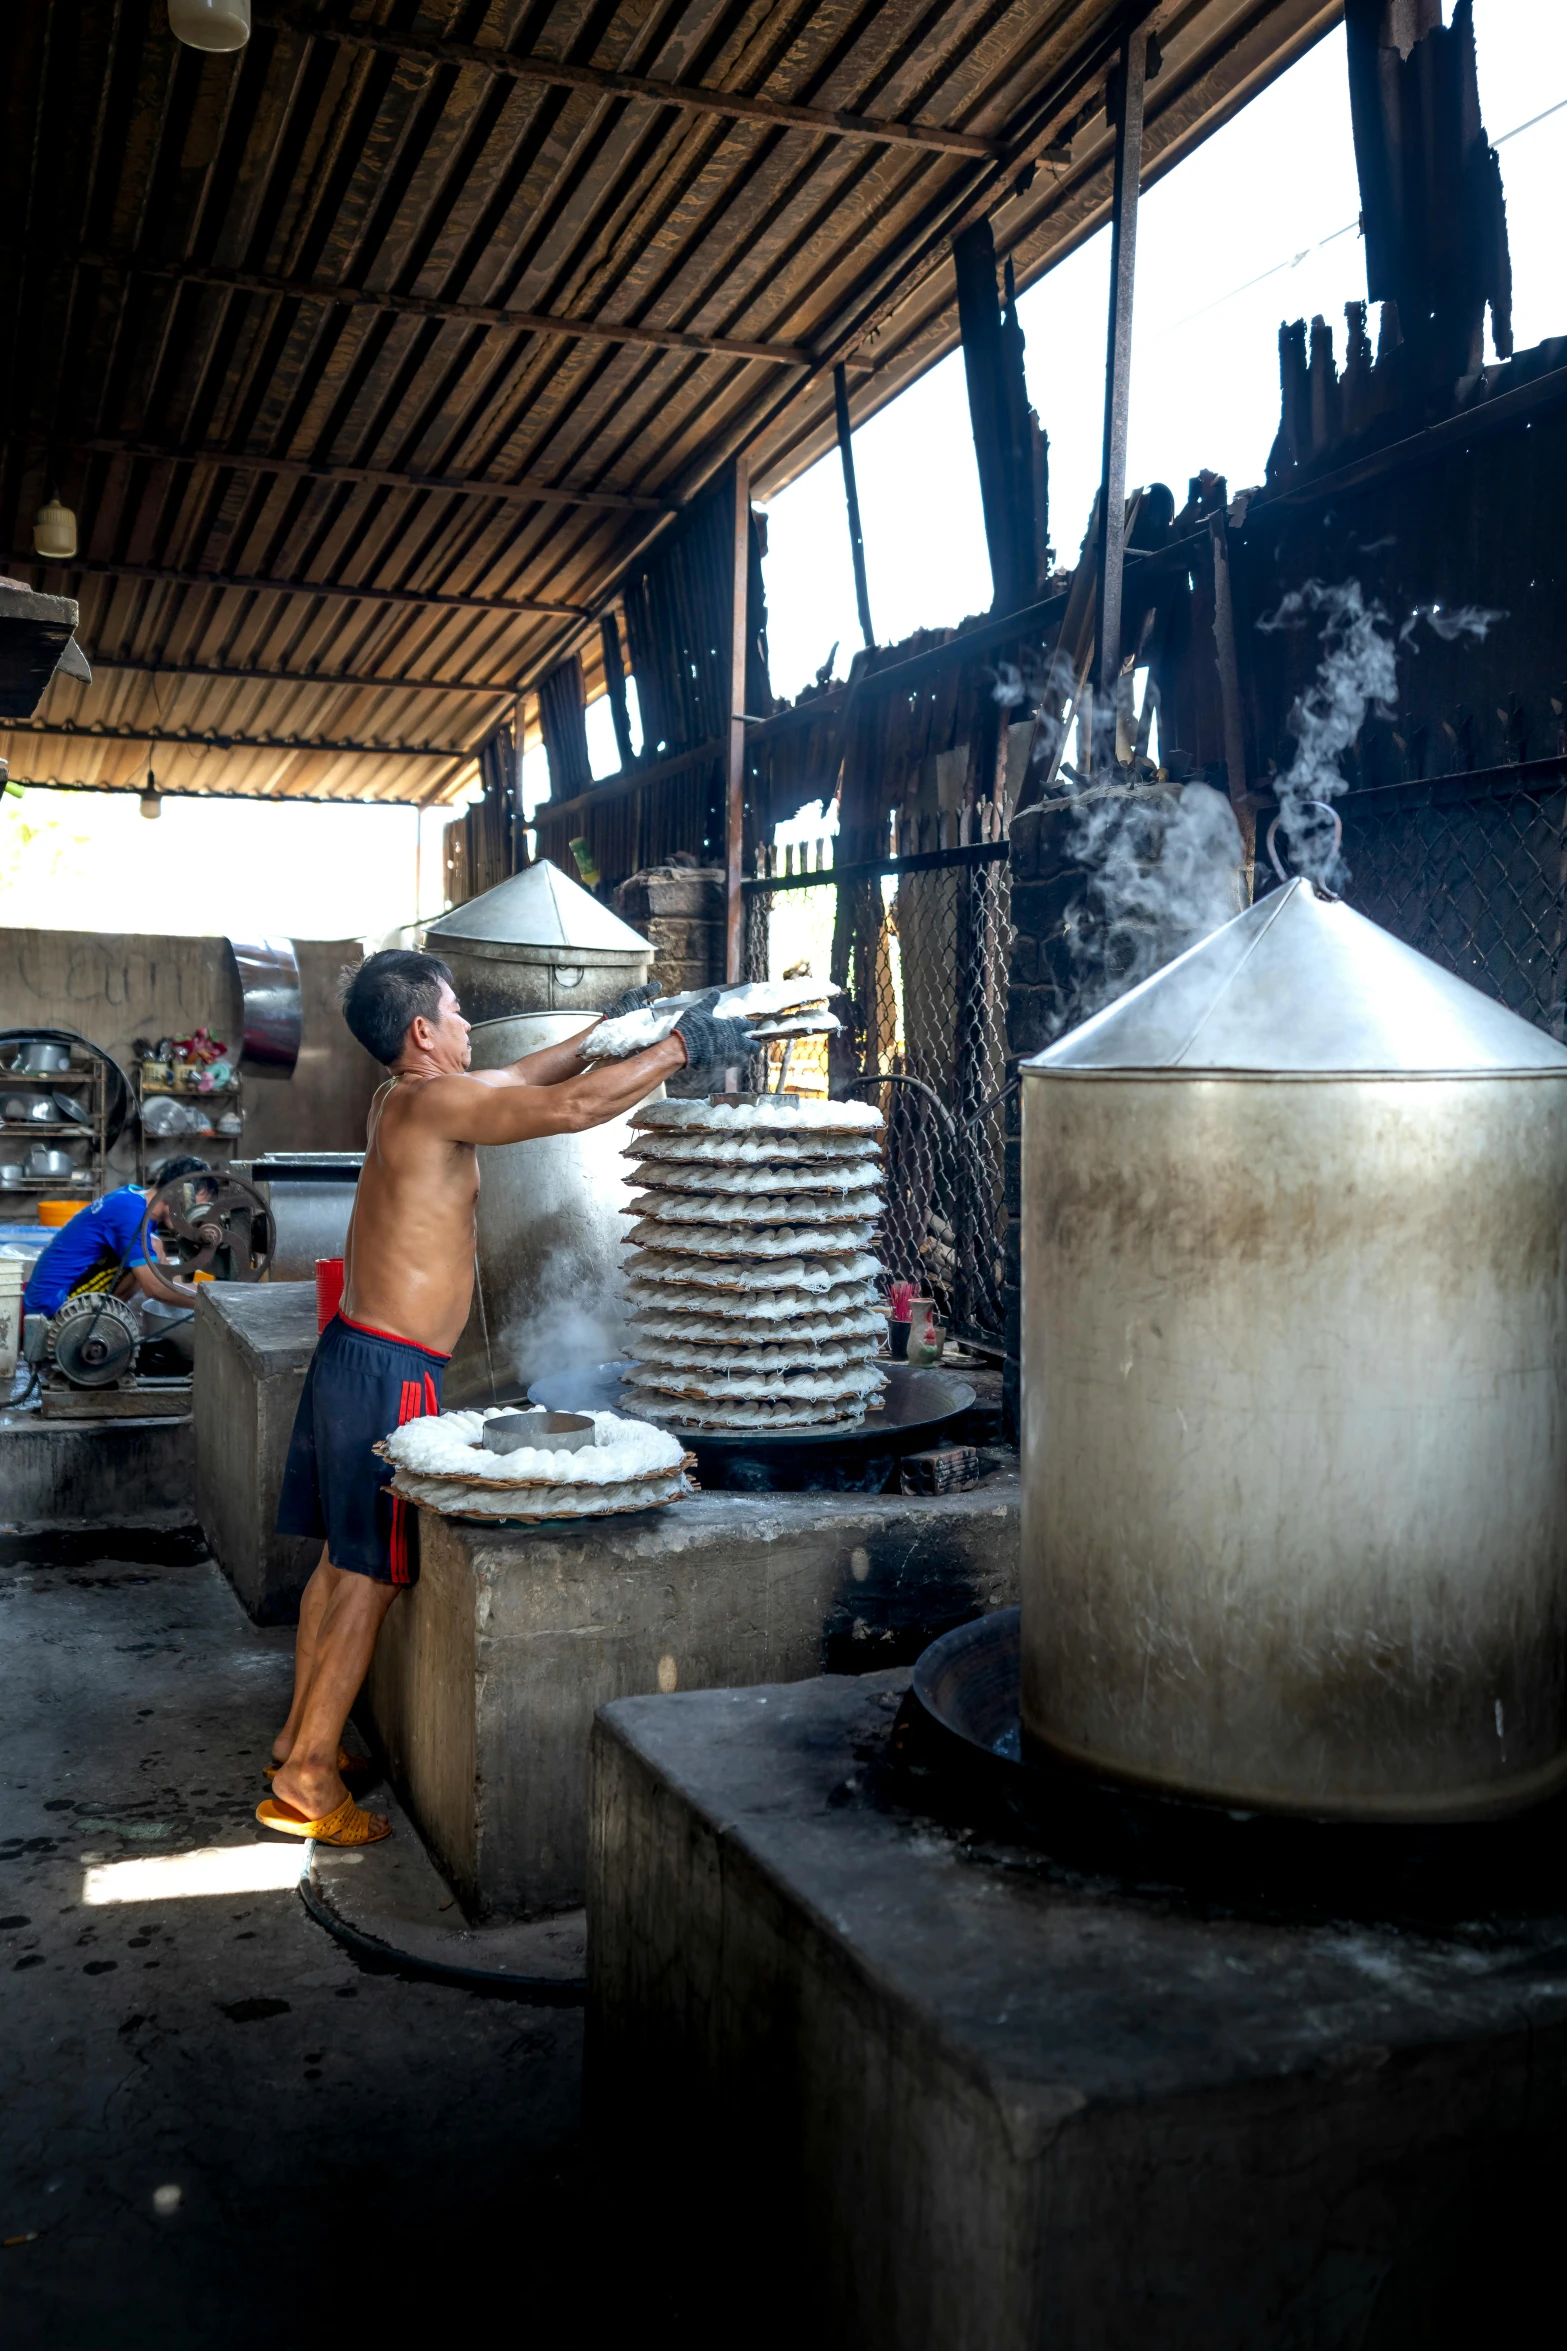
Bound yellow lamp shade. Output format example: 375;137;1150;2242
32;496;77;561
168;0;251;50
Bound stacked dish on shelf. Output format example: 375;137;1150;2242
620;1095;887;1430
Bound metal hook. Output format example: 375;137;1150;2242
1266;801;1343;884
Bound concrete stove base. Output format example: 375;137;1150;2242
0;1406;194;1538
194;1281;319;1623
587;1670;1567;2351
365;1474;1018;1920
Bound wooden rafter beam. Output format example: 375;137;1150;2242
255;8;1004;159
14;554;590;620
63;436;678;515
1;718;471;759
27;248;809;369
76;656;516;696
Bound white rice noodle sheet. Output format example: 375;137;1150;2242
629;1307;888;1344
630;1131;879;1166
391;1467;693;1519
623;1157;882;1197
384;1405;687;1485
582;983;837;1062
629;1335;888;1372
624;1188;882;1226
624;1249;883;1294
745;1013;842;1039
632;1098;881;1135
623;1218;877;1258
627;1361;887;1403
631;1392;872;1430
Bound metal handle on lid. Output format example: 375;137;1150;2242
1267;801;1343;884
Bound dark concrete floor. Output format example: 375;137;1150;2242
0;1545;586;2349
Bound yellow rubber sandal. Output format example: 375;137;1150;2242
254;1792;391;1846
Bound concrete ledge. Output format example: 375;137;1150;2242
0;1412;194;1537
194;1282;320;1624
587;1670;1567;2350
366;1475;1019;1921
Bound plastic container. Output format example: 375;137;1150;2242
315;1257;346;1332
0;1252;24;1384
38;1198;85;1227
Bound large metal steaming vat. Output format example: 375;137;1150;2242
1020;876;1567;1821
425;862;653;1407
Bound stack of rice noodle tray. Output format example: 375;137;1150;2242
375;1408;697;1522
620;1095;888;1430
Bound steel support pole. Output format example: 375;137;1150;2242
725;456;751;985
834;363;875;649
1092;20;1149;766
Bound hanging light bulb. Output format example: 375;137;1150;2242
33;488;77;562
141;766;162;821
168;0;251;52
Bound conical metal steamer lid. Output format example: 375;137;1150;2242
424;859;649;956
1016;875;1567;1828
1029;875;1567;1076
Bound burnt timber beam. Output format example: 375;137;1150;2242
1092;17;1151;736
31;251;808;371
255;9;1003;159
14;556;590;620
79;656;516;696
0;719;471;759
3;774;464;806
65;437;678;515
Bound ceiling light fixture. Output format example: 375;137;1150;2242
33;487;77;561
168;0;251;53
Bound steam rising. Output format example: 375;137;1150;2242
1257;580;1397;887
1063;782;1246;1024
502;1257;629;1388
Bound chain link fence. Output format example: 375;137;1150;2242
1256;770;1567;1037
743;842;1014;1346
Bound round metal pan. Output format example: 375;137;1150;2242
527;1361;975;1492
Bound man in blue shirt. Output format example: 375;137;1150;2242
23;1155;215;1317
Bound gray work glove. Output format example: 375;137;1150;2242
601;984;661;1022
671;989;759;1072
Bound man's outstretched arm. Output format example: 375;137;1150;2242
425;1035;690;1146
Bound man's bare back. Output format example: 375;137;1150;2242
343;976;687;1355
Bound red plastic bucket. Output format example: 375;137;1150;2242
315;1257;346;1332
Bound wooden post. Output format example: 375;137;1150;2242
725;454;750;984
833;363;874;649
1208;504;1256;900
1091;20;1149;767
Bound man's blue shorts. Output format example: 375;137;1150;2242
275;1313;447;1586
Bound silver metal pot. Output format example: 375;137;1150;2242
25;1145;74;1179
1020;878;1567;1822
10;1040;70;1075
3;1095;56;1123
424;863;654;1408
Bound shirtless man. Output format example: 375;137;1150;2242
257;947;755;1846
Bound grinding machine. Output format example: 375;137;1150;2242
1017;875;1567;1822
423;862;654;1407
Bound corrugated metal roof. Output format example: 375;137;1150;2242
0;0;1336;807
